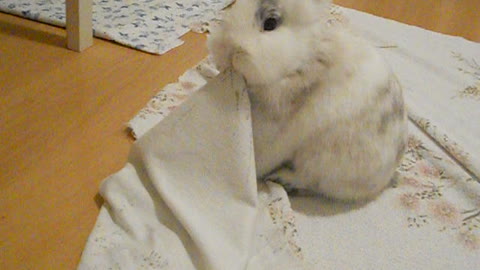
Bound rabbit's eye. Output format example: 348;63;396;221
263;17;278;31
257;5;282;32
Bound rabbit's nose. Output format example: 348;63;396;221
232;46;249;69
233;46;248;56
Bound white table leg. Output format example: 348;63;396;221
66;0;93;52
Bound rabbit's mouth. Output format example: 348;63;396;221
231;50;262;85
230;48;290;87
232;49;248;68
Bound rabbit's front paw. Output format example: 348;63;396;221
264;169;299;195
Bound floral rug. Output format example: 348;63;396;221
125;5;480;269
0;0;233;54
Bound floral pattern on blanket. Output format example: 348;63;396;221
395;135;480;250
452;52;480;101
267;196;304;259
409;114;471;167
408;112;480;185
0;0;233;54
128;57;219;138
136;58;218;121
83;186;305;269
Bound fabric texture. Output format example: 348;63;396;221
293;122;480;269
79;5;480;270
0;0;233;54
77;71;306;269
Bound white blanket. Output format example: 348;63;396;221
77;71;306;269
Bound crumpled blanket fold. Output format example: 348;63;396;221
77;71;306;270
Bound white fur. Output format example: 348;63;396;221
208;0;407;201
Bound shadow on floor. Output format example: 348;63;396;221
0;15;65;48
94;193;104;210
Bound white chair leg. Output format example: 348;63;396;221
66;0;93;52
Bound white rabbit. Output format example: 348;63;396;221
207;0;407;201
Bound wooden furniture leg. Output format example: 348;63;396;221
66;0;93;52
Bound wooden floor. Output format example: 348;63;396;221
0;1;478;269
